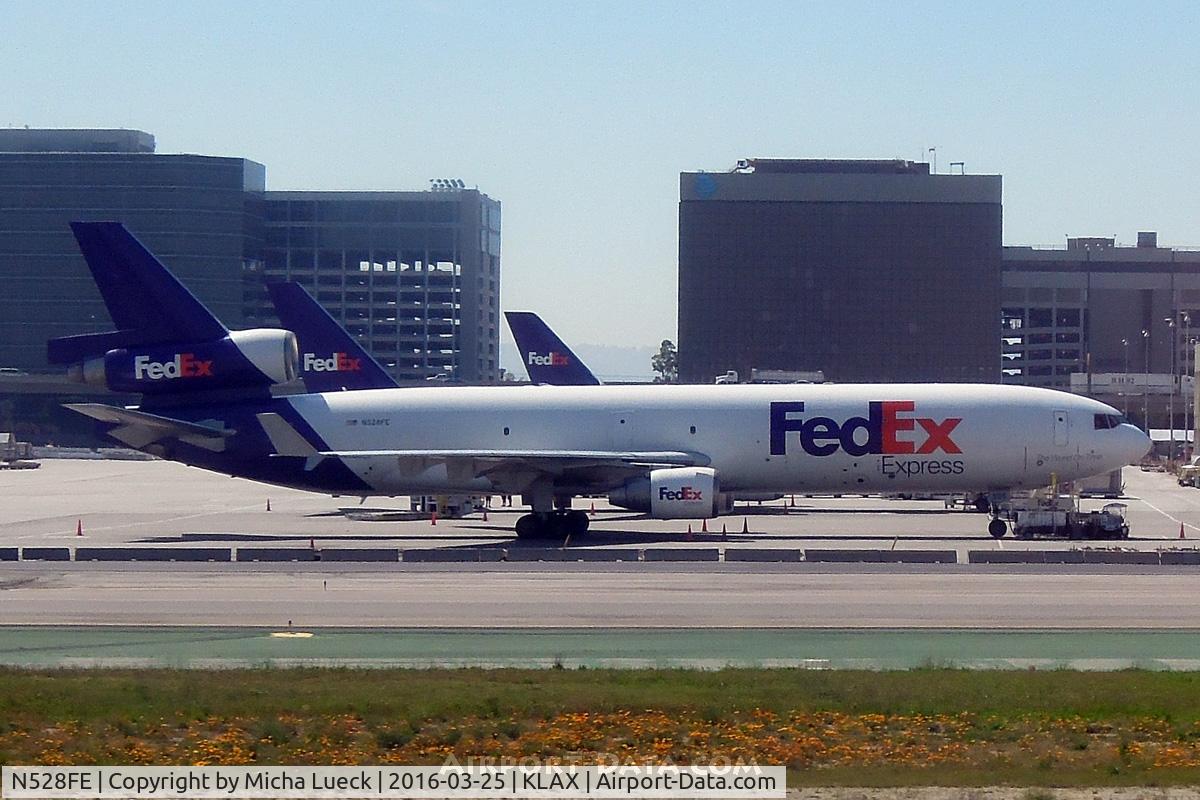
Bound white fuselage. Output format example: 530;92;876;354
283;383;1149;496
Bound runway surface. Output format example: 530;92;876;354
3;625;1200;670
4;561;1200;628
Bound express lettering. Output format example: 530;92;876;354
527;351;570;366
303;352;362;372
769;401;962;457
132;353;213;380
658;486;703;501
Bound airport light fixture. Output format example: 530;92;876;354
1121;337;1130;416
1167;317;1177;460
1142;329;1151;432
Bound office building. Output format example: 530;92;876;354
678;159;1003;384
0;129;264;370
244;189;501;384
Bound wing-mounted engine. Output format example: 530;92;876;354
68;328;298;394
608;466;725;519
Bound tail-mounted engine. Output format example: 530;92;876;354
68;329;299;394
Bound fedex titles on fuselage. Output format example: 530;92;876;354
303;352;361;373
770;400;965;478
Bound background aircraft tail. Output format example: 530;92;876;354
505;311;600;385
268;282;398;392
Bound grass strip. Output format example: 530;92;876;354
4;668;1200;785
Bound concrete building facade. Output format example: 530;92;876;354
1002;235;1200;391
243;190;501;384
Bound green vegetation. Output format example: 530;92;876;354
4;667;1200;784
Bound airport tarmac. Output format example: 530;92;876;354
6;459;1200;660
0;458;1196;556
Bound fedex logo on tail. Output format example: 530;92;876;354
770;401;962;457
527;351;570;367
133;353;213;380
303;352;362;373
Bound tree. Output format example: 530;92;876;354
651;339;678;383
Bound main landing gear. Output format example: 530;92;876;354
988;517;1008;538
515;510;590;539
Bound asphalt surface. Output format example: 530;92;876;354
5;459;1200;634
0;459;1195;555
4;561;1200;628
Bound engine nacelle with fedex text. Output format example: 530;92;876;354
608;467;729;519
53;222;1152;540
68;329;298;394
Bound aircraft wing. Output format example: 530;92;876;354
256;412;707;487
65;403;234;452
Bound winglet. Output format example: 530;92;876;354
505;311;600;385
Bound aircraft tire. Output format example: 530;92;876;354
987;518;1008;538
515;513;555;539
564;510;589;536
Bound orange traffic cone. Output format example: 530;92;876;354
309;538;315;550
431;511;438;526
701;518;708;533
75;519;83;537
741;518;749;534
482;508;488;522
266;498;271;512
1180;522;1187;540
686;523;694;540
589;501;596;516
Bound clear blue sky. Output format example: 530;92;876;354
5;1;1199;351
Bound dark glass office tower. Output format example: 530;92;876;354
678;159;1002;384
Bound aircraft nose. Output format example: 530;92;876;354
1119;424;1152;464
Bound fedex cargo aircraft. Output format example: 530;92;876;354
53;223;1150;538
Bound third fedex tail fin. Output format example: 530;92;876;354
268;282;398;392
505;311;600;386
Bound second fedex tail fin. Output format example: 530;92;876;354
505;311;600;385
268;282;398;392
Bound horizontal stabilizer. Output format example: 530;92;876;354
64;403;233;452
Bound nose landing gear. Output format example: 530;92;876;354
987;517;1008;538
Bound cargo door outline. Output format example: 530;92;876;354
1053;409;1069;447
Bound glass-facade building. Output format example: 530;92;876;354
0;130;501;386
243;191;501;384
0;129;264;370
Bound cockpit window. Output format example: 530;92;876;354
1094;413;1125;430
